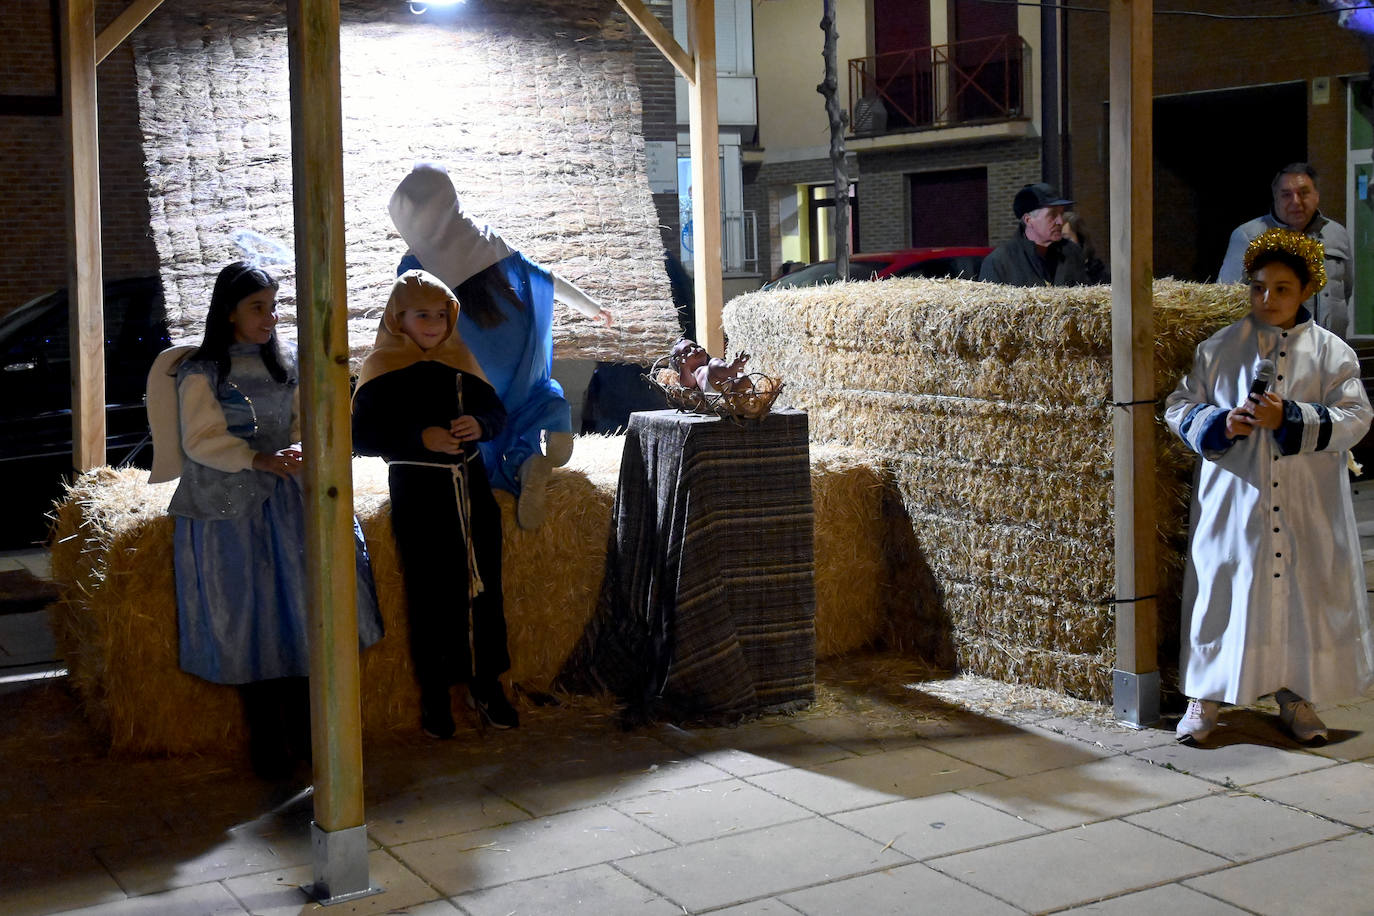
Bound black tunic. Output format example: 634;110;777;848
352;362;510;689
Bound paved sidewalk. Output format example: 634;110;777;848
0;480;1371;916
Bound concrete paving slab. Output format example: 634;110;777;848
365;776;531;846
0;849;127;916
830;792;1044;860
614;816;910;912
786;715;926;755
1246;760;1374;827
706;901;804;915
451;863;681;916
1185;831;1374;914
745;744;1002;815
779;861;1022;915
1128;733;1336;787
1031;717;1178;754
93;821;313;897
389;804;672;895
653;720;856;773
480;739;731;817
927;819;1227;912
925;722;1113;777
1124;792;1352;861
1054;882;1250;914
51;883;249;916
609;776;811;844
221;848;441;915
958;754;1218;829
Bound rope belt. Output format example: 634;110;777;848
388;454;485;600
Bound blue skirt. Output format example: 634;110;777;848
174;475;383;685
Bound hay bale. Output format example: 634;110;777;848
725;277;1245;701
48;432;888;754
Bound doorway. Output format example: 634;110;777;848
1153;82;1306;281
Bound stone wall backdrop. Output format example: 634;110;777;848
131;0;678;364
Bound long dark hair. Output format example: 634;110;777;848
455;263;524;329
189;261;289;383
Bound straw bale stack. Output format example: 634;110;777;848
725;277;1246;700
48;434;889;755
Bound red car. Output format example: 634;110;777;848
763;246;992;289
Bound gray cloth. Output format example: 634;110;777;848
1217;211;1352;340
978;232;1091;287
562;408;817;722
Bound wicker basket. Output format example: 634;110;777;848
646;357;784;422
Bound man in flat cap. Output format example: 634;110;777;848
978;182;1091;287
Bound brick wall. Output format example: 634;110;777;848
857;140;1041;250
0;1;158;317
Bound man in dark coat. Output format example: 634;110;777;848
978;182;1091;287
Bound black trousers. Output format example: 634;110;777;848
389;461;509;694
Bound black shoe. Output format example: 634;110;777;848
469;680;519;729
421;687;455;739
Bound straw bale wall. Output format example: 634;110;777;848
47;438;886;756
724;278;1248;700
130;0;680;366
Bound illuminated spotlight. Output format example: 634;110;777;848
408;0;465;13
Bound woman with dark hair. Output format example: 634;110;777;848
389;163;612;529
161;261;383;778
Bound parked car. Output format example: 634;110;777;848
761;246;992;290
0;276;170;547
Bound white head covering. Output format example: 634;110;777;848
388;162;513;291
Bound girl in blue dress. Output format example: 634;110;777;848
166;261;383;778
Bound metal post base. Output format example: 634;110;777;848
308;821;382;906
1112;668;1161;728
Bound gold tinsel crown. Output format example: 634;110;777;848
1242;227;1326;293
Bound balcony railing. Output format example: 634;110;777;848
848;34;1031;136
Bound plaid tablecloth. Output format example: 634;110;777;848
564;408;816;721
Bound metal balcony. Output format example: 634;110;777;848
848;34;1031;136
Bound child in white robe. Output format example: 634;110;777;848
1166;228;1374;744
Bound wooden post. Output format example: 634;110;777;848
285;0;373;902
1108;0;1158;727
686;0;724;355
60;0;105;473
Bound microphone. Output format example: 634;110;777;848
1247;359;1276;403
1233;359;1275;439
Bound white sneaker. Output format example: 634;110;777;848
516;454;552;530
1176;698;1219;742
1277;689;1328;743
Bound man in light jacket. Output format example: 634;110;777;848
1218;162;1353;339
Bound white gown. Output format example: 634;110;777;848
1165;309;1374;705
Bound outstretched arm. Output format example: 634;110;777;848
552;272;613;326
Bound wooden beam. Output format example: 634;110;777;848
95;0;165;64
285;0;369;898
61;0;105;472
1108;0;1158;726
616;0;694;82
686;0;724;355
